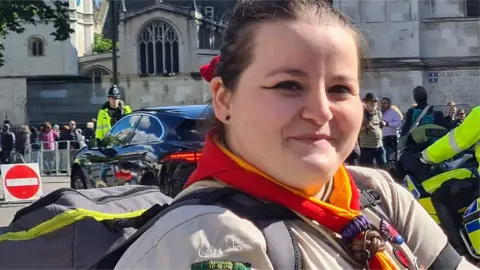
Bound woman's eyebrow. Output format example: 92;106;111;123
265;68;308;78
264;69;358;84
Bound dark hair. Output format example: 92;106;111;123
381;97;391;104
214;0;366;90
413;86;428;105
207;0;367;133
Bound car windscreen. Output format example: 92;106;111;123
175;119;209;141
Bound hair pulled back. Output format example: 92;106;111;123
205;0;367;90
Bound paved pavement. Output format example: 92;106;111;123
0;176;70;226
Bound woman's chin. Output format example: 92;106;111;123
300;153;340;174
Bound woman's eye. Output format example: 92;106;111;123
328;85;351;94
272;81;303;91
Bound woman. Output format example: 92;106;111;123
115;1;473;269
38;122;59;174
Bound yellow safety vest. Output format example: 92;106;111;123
422;106;480;171
95;102;132;140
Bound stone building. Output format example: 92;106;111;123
0;0;478;125
0;0;95;124
81;0;235;76
335;0;480;111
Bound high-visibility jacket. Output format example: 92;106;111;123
422;106;480;170
95;101;132;140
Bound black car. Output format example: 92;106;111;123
70;105;211;197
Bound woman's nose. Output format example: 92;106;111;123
300;87;333;126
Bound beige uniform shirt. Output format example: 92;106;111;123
114;166;476;269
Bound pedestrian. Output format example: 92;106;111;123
455;109;466;126
83;122;95;147
68;121;85;149
39;122;59;174
358;93;386;167
444;101;457;129
0;124;15;164
380;97;403;162
401;86;434;136
16;125;31;156
58;125;71;173
28;126;40;164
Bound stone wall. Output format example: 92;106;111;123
0;23;79;77
361;67;480;112
100;74;211;110
0;78;27;124
425;69;480;105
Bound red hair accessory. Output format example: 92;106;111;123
200;55;220;83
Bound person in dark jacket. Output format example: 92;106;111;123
444;101;457;129
58;125;71;150
401;86;433;136
83;122;95;147
16;125;31;156
29;126;40;150
68;121;84;149
0;124;16;164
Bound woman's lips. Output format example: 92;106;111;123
289;134;334;142
288;134;334;150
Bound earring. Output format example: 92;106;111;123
225;115;230;121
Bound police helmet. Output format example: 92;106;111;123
108;85;121;98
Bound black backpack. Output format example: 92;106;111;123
93;182;461;270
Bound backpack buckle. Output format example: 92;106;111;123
360;189;382;209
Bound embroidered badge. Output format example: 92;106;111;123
380;219;404;245
191;260;252;270
393;248;410;268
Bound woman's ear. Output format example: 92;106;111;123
210;77;232;124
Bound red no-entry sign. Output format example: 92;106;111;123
1;164;43;202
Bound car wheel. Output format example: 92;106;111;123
71;170;87;189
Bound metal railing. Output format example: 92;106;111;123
12;140;85;176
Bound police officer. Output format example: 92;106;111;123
420;105;480;255
95;85;132;143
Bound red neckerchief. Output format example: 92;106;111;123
185;129;395;269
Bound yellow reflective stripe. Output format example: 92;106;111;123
448;130;462;153
96;125;110;129
422;168;473;193
421;150;432;163
0;208;146;242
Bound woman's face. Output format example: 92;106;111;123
211;21;363;195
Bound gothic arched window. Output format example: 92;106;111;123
29;37;45;56
138;20;180;75
83;66;112;79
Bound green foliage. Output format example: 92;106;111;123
0;0;74;66
93;33;118;54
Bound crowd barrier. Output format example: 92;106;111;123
12;140;84;176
